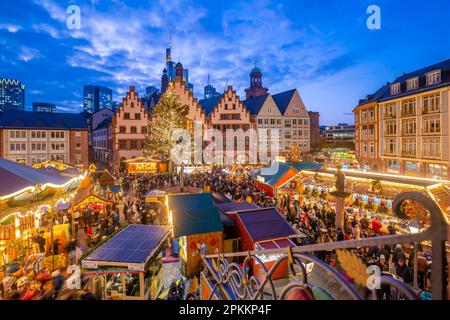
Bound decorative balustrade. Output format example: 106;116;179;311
201;191;449;300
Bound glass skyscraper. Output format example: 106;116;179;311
0;78;25;112
83;85;113;113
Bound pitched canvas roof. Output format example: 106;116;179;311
0;111;88;130
168;193;223;238
0;158;73;197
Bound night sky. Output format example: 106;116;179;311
0;0;449;124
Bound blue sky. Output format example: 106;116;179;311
0;0;449;124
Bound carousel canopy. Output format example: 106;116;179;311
83;224;170;264
168;193;223;238
0;158;73;198
236;208;299;242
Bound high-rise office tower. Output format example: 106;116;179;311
0;78;25;112
83;85;113;113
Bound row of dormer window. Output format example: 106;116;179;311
390;70;442;95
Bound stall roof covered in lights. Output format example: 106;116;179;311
0;158;75;199
167;193;223;238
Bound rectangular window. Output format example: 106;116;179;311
124;113;130;120
130;126;137;134
401;99;416;116
427;164;448;179
386;160;400;173
135;113;141;120
119;126;126;133
130;140;137;149
423;94;440;114
390;83;401;95
426;71;441;85
402;119;416;135
384;138;396;155
141;126;147;134
406;78;419;91
118;140;127;149
423;137;441;158
384;121;397;135
423;115;440;134
384;103;396;119
402;138;416;157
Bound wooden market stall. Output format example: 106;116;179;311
81;224;170;300
124;157;167;174
167;193;224;276
73;188;116;209
255;161;323;197
232;207;304;280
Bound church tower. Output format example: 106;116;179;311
161;68;169;93
245;63;269;99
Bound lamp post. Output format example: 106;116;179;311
408;219;423;288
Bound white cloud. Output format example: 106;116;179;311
32;23;61;38
33;0;357;105
18;47;42;62
0;23;22;33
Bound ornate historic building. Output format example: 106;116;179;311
199;86;254;164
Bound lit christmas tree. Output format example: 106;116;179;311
143;84;189;171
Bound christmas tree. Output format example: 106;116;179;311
143;84;189;169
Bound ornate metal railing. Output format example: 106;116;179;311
201;191;449;300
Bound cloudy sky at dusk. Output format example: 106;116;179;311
0;0;449;124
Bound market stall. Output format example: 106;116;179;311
124;157;167;174
255;161;323;197
167;193;224;276
81;224;170;300
232;207;304;280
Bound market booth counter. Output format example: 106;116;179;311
233;207;304;281
81;224;170;300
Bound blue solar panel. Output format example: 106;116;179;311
84;225;170;264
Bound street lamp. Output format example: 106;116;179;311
408;219;423;288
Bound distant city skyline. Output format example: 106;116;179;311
0;0;449;124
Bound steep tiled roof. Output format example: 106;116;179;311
272;89;296;114
243;94;269;115
198;95;223;116
357;58;450;107
95;117;112;130
0;111;88;130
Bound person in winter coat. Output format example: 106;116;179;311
396;258;412;284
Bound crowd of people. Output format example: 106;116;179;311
122;168;433;296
